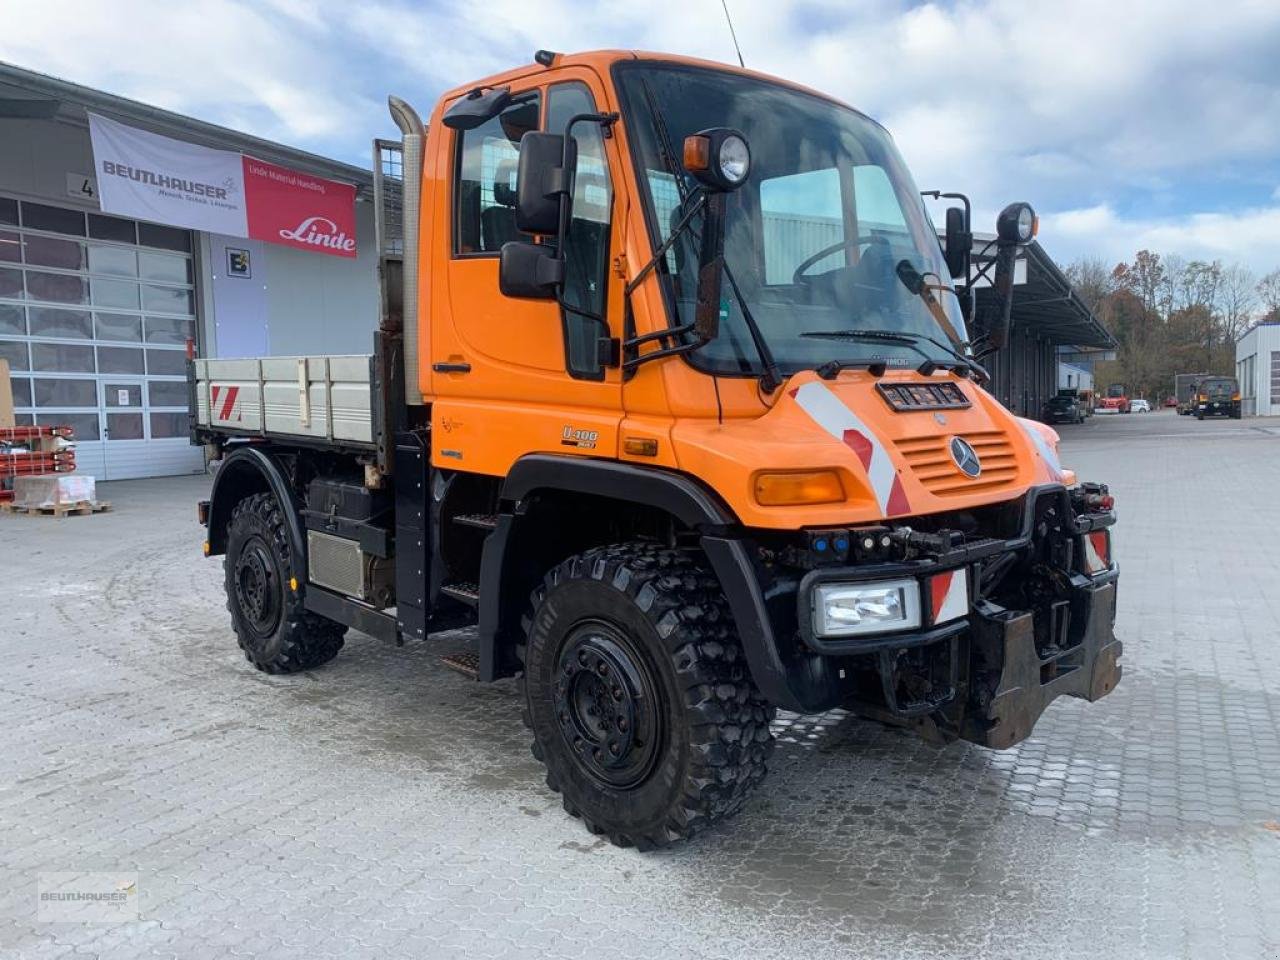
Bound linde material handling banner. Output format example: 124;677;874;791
87;113;357;258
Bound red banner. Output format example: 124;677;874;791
242;156;357;259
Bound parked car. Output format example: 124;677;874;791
1043;395;1085;424
1130;399;1151;413
1164;396;1178;408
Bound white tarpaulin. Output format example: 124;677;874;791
87;113;249;236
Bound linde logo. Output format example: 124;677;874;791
278;216;356;253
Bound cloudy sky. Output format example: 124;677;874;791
3;0;1279;274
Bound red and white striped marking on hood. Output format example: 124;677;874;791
790;380;911;517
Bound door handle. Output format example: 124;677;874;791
433;362;471;374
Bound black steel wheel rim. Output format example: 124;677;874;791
234;536;281;638
553;620;662;790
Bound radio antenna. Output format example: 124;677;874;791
720;0;745;68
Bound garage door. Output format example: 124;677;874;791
0;195;204;480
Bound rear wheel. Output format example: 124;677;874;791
521;543;774;849
224;493;346;673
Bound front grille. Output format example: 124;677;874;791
894;430;1018;496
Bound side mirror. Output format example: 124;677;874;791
515;132;576;235
499;241;564;299
442;86;512;130
943;206;970;279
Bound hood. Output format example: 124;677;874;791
670;369;1067;529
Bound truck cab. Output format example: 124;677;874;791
1193;376;1241;419
191;50;1121;848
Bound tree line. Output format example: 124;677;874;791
1064;252;1280;401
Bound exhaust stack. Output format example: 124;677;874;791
388;96;426;405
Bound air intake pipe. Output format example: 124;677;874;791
388;96;426;405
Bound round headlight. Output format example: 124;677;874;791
718;135;750;186
996;202;1038;245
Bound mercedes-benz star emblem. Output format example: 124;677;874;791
950;436;982;478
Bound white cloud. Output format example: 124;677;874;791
1047;203;1280;274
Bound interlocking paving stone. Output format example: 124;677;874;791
3;412;1280;959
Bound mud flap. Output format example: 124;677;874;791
972;582;1122;750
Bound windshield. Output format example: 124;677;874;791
614;62;966;376
1201;378;1236;397
1106;384;1126;397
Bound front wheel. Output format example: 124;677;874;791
224;492;346;673
521;543;775;849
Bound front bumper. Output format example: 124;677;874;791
967;577;1121;749
788;484;1121;747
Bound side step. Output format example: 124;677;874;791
440;581;480;606
440;651;480;680
454;513;499;531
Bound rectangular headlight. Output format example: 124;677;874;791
812;578;922;638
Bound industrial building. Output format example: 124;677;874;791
0;62;377;480
1236;318;1280;417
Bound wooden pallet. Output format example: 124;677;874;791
0;500;113;518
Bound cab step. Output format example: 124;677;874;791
440;581;480;606
454;513;499;531
440;651;480;680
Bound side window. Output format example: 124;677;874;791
453;94;540;255
852;164;909;238
547;82;612;379
760;167;843;284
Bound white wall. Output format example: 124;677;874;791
1236;323;1280;417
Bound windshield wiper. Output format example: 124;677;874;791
894;260;965;342
800;328;987;382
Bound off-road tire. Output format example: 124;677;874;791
521;542;775;849
224;492;346;674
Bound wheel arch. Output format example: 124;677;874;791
478;456;736;683
477;456;837;714
206;445;306;568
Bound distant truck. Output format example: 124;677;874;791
1097;383;1130;414
1175;372;1209;416
1191;376;1241;419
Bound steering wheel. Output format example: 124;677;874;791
791;237;887;285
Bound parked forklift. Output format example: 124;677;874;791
191;51;1121;848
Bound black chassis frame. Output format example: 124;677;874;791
199;443;1120;740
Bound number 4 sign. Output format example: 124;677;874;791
66;173;97;200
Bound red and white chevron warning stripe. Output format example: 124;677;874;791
210;385;242;423
790;381;911;517
1082;529;1111;574
928;568;969;624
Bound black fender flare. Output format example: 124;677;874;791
205;445;306;569
478;455;837;712
498;454;735;528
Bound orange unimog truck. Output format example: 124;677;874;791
191;50;1122;848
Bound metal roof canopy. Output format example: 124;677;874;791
0;61;372;197
965;233;1115;349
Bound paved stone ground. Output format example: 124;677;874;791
3;411;1279;960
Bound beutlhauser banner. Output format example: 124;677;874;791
87;113;356;258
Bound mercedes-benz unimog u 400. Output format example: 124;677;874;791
191;50;1122;848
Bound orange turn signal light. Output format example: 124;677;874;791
683;134;711;173
624;437;659;457
754;470;844;506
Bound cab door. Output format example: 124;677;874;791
431;69;626;476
